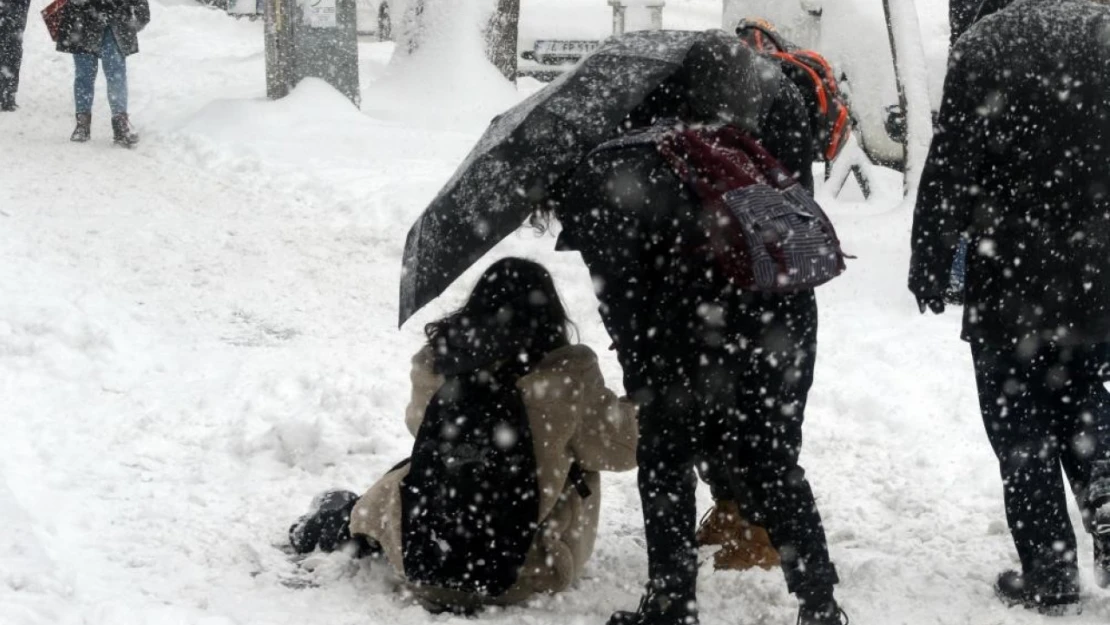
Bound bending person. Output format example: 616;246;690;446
548;33;844;625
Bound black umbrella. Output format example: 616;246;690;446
398;29;779;326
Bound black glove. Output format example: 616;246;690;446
916;295;945;315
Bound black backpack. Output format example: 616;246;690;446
400;368;540;597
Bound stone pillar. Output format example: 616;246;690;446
265;0;361;106
608;0;627;36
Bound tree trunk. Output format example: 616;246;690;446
485;0;520;83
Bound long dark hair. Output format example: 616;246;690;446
424;258;573;377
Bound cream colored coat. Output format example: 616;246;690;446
349;343;638;604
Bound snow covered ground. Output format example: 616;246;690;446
2;2;1109;625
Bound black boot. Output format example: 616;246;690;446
1094;500;1110;589
993;570;1080;615
111;113;139;148
71;113;91;142
796;590;848;625
289;490;359;554
607;585;698;625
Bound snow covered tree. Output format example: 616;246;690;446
391;0;518;84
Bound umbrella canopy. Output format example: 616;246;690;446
399;28;780;326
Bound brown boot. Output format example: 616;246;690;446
696;500;781;571
696;499;742;546
111;113;139;148
71;113;91;142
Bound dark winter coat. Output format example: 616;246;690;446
349;345;638;606
909;0;1110;347
553;70;817;390
56;0;149;56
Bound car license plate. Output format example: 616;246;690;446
534;40;601;56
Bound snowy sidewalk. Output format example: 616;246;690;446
2;2;1110;625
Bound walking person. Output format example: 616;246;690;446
910;0;1110;613
56;0;149;146
550;34;845;625
0;0;29;111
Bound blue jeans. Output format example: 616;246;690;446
73;28;127;115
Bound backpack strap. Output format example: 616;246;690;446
567;462;592;499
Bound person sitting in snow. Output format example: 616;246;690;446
288;257;639;614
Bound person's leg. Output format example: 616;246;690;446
99;28;128;116
971;342;1079;599
1046;345;1110;529
634;376;701;609
1047;344;1110;588
73;52;98;115
0;0;30;108
722;291;839;610
692;342;781;572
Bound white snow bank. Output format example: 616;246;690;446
180;78;366;160
368;0;519;128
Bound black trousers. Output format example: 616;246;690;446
971;340;1110;587
628;287;837;599
558;143;838;603
0;0;29;105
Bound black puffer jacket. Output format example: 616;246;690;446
57;0;150;57
909;0;1110;347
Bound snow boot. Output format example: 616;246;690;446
289;489;359;554
1094;500;1110;588
71;113;91;142
607;586;698;625
696;500;779;571
993;570;1080;615
111;113;139;148
797;593;848;625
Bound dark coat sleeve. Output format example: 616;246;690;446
908;46;990;299
130;0;149;31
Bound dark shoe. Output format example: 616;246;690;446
1094;501;1110;589
1;101;17;112
607;586;697;625
71;113;91;142
797;598;848;625
111;113;140;148
288;490;359;554
993;570;1079;616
